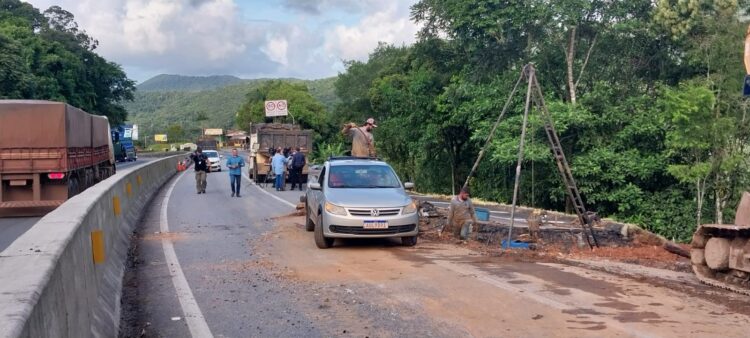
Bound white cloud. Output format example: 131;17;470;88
323;2;419;62
24;0;419;81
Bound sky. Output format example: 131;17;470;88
25;0;420;83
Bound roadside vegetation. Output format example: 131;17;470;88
239;0;750;242
0;0;134;125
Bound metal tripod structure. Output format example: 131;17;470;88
463;64;599;249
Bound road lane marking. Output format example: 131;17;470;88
242;174;296;208
160;170;214;338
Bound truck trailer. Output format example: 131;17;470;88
247;123;313;184
0;100;115;217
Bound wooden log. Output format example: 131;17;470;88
663;241;691;258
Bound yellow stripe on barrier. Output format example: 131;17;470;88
113;196;121;216
126;182;133;197
91;230;105;264
137;175;142;186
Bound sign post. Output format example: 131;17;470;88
264;100;294;124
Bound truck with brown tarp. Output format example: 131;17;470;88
0;100;115;217
247;123;313;184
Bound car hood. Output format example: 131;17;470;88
325;188;411;208
207;157;220;162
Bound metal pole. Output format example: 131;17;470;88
462;68;526;190
504;65;535;249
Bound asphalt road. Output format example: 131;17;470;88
0;158;154;253
121;163;750;338
0;217;40;252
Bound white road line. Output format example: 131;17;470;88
160;170;214;338
242;174;297;208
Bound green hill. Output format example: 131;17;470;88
124;76;340;141
137;74;245;92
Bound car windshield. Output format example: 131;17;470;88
204;151;218;158
328;164;401;189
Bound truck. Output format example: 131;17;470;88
196;136;218;151
0;100;115;217
112;124;137;162
247;123;313;184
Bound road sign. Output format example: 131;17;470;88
265;100;288;117
154;134;168;142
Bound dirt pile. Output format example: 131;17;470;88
417;202;690;271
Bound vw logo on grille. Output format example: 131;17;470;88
370;209;380;217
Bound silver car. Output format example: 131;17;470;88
304;157;419;248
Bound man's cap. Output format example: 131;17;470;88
366;117;377;127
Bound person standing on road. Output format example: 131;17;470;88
271;147;288;191
191;147;209;194
226;148;245;197
342;117;377;157
442;187;478;242
289;147;306;191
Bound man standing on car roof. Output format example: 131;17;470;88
226;148;245;197
271;147;288;191
342;117;377;157
442;187;478;242
191;147;209;194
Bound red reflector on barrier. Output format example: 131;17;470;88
48;173;65;180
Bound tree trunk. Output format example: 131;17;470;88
716;189;724;224
696;179;706;228
566;26;577;105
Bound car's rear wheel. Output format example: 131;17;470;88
314;212;333;249
401;235;418;247
305;204;314;232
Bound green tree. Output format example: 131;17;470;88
0;0;135;124
236;80;331;141
166;124;185;143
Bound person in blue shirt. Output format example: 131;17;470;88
226;148;245;197
271;147;288;191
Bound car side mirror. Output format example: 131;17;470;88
309;182;322;190
404;182;415;190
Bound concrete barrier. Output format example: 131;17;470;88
0;155;183;338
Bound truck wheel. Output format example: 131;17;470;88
314;213;333;249
305;204;314;232
67;177;80;197
401;235;418;247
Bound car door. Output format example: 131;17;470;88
310;166;326;220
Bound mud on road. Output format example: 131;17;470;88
253;215;750;338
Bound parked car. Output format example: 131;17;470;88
304;157;418;248
203;150;222;172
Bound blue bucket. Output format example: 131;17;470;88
475;208;490;222
501;240;530;249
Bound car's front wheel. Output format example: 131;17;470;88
401;235;418;247
314;212;333;249
305;203;314;232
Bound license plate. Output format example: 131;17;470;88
363;220;388;229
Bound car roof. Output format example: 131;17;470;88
327;159;388;167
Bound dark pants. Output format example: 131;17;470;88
290;167;303;189
230;174;241;195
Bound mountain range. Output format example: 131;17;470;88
124;74;338;140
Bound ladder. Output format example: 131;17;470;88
530;73;599;247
